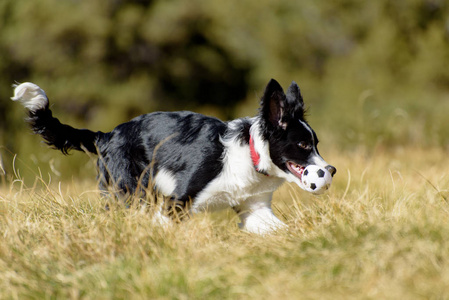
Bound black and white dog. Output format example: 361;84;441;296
12;79;336;234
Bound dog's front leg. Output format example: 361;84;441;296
234;193;287;235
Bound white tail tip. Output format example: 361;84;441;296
11;82;49;112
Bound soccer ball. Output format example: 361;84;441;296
301;165;332;194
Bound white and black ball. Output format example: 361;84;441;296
301;165;332;194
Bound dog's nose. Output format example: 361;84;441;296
325;165;337;177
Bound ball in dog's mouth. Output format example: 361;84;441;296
286;161;305;179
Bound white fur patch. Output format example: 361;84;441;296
235;193;287;235
11;82;49;112
299;119;329;168
152;207;173;227
311;153;328;168
192;121;285;213
239;207;286;234
153;169;177;196
249;119;272;173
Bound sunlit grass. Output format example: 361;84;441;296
1;147;448;299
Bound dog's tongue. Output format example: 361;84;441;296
287;162;304;179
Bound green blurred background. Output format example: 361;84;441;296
1;0;449;182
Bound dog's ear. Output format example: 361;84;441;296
260;79;304;130
260;79;288;130
286;81;304;109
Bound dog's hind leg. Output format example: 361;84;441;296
233;193;287;235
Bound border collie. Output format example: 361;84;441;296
11;79;336;234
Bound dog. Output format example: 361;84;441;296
11;79;336;234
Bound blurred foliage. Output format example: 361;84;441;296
1;0;449;180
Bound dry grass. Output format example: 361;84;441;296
1;147;449;299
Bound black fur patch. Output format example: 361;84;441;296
96;111;227;202
27;108;101;154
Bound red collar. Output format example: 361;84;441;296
249;135;269;176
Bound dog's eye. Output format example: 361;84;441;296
298;142;312;150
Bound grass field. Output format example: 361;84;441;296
1;146;448;299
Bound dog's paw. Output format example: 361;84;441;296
238;207;287;235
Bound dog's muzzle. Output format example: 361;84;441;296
325;165;337;177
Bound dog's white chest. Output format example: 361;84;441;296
191;174;284;212
191;140;284;212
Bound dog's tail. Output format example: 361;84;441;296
11;82;101;155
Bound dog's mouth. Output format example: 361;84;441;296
286;161;305;180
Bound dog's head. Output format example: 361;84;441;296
258;79;336;190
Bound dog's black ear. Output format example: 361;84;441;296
260;79;305;130
286;81;304;108
260;79;288;130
